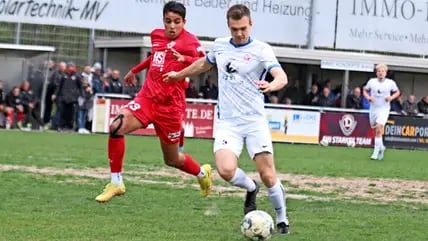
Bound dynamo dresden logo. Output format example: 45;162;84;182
339;114;357;136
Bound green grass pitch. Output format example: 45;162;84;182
0;131;427;241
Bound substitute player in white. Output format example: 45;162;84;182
163;4;290;235
363;64;400;160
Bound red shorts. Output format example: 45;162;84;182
124;95;182;144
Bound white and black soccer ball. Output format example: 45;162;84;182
240;210;274;241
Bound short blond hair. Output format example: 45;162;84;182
375;63;388;71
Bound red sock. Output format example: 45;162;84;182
178;154;201;176
6;110;13;125
108;136;125;172
17;111;24;122
179;128;185;148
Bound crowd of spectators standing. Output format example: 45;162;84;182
263;78;428;117
1;64;428;132
0;61;142;133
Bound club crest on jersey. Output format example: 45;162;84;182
339;114;357;136
167;41;176;49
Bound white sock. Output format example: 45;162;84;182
230;168;256;192
374;137;382;153
268;179;288;225
111;172;123;185
379;137;385;150
197;167;206;178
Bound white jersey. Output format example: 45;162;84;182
206;37;281;119
364;78;399;111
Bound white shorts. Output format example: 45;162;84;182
213;116;273;160
369;109;390;128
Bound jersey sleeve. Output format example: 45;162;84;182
131;55;152;74
390;80;399;92
182;39;206;64
206;39;219;65
261;44;280;71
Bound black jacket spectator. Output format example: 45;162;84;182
185;80;199;98
20;87;36;108
390;98;403;113
346;87;362;109
107;78;123;94
106;70;123;94
346;95;362;109
303;85;319;105
402;95;419;116
5;87;23;108
28;66;45;103
55;63;83;130
55;72;83;104
200;79;218;100
418;96;428;114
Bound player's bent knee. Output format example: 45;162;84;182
259;171;276;187
217;167;235;181
109;114;125;138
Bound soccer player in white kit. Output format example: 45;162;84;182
162;4;290;235
363;64;400;160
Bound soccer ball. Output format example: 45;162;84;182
240;210;274;241
319;139;329;146
347;140;356;148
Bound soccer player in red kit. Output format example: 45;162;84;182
123;55;188;153
95;1;211;203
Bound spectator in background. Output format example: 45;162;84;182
5;86;24;129
92;63;104;94
316;87;336;107
321;78;337;101
77;76;93;134
20;80;44;130
47;61;66;130
418;96;428;114
28;63;45;112
101;73;110;92
284;79;305;105
283;97;292;105
303;84;319;105
0;80;5;127
200;78;218;100
104;67;113;79
402;94;419;116
269;94;279;104
107;69;123;94
390;94;403;113
53;62;83;131
81;65;93;86
185;79;199;98
346;87;362;109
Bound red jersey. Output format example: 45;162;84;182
136;29;204;111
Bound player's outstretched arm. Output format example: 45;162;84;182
124;56;152;84
163;57;212;82
257;66;288;93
